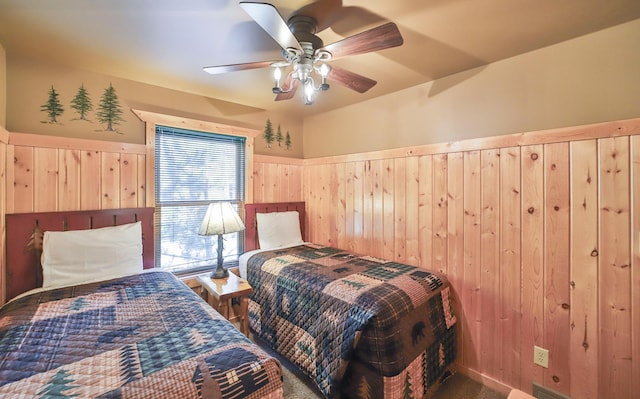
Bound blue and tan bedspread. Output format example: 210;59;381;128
246;244;457;398
0;271;283;399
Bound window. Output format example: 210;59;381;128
155;125;245;274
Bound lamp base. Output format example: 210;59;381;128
211;266;228;279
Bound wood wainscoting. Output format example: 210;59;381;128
301;118;640;399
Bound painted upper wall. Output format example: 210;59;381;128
0;43;6;128
303;18;640;158
4;55;303;158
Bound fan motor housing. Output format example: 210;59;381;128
288;15;323;49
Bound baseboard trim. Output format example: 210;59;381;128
455;364;513;397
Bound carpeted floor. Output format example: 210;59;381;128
252;333;506;399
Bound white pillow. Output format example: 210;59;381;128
42;222;143;289
256;211;303;250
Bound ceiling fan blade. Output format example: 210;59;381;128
275;78;299;101
239;1;302;52
320;22;403;59
203;60;279;75
328;65;377;93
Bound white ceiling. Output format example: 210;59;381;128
1;0;640;117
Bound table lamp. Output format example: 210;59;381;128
198;202;245;278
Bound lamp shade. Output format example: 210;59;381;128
198;202;245;236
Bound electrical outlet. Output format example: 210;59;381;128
534;345;549;368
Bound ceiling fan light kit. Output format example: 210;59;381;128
203;1;404;105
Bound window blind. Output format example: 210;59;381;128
154;125;245;274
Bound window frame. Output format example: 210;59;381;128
133;110;257;274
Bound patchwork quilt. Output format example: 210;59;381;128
246;244;457;398
0;271;283;399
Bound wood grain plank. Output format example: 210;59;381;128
598;136;632;399
382;158;394;260
500;146;522;386
480;149;500;377
329;163;339;248
631;135;640;398
336;162;346;250
34;147;58;212
394;157;407;262
463;150;481;371
569;139;599;399
101;152;121;210
520;145;544;392
362;160;373;256
544;142;571;393
58;149;81;211
371;160;384;259
345;162;355;252
433;154;448;273
80;150;101;210
11;146;35;213
418;155;433;268
405;156;419;266
353;161;364;254
137;154;146;208
119;152;138;209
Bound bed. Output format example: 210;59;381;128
1;208;284;399
241;202;457;399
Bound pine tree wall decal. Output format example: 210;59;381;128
263;118;274;148
70;83;93;121
285;131;291;150
275;124;283;147
97;83;125;132
40;85;64;124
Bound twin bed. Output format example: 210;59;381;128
0;208;283;399
242;202;457;399
1;203;457;399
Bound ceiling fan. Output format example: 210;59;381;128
203;1;404;104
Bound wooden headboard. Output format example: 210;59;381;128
244;202;306;252
5;207;155;302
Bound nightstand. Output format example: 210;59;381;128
197;272;253;336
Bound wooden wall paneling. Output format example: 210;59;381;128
58;149;81;211
353;161;364;254
345;162;355;252
362;160;373;256
310;164;322;244
137;154;146;207
318;162;331;245
418;155;433;268
302;163;312;240
569;139;599;399
371;160;384;259
499;147;522;386
100;152;121;209
119;152;138;209
11;146;35;213
336;162;346;250
263;163;276;202
543;142;571;393
433;154;448;273
393;157;407;262
328;163;339;248
480;149;500;377
253;162;264;202
520;144;544;392
462;150;481;371
405;156;420;266
598;136;632;399
382;158;395;260
447;151;465;365
80;150;101;210
631;135;640;397
34;147;59;212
